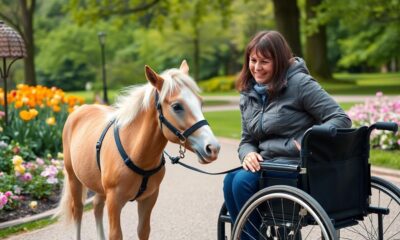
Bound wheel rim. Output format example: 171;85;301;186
232;192;332;240
339;179;400;240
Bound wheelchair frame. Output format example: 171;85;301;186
218;122;399;240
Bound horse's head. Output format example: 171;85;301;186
144;60;220;164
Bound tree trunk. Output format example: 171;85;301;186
20;0;37;85
272;0;302;57
305;0;332;80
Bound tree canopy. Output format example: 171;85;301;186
1;0;398;90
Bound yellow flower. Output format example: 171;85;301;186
19;110;34;121
12;155;24;165
29;201;38;210
0;126;2;132
29;108;39;117
57;152;64;159
14;100;23;109
14;164;26;174
46;117;56;126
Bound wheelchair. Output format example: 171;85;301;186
218;122;400;240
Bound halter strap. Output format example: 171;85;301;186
96;119;116;171
113;124;165;178
155;91;209;141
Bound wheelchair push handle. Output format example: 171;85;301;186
311;125;337;137
371;122;398;133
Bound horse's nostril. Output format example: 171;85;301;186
205;144;213;155
205;144;219;156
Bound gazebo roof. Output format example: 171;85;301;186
0;20;26;58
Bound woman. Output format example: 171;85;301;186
223;30;351;238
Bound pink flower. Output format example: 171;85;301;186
5;191;12;197
21;173;32;181
25;162;37;170
0;111;4;117
36;158;44;165
0;193;8;209
41;165;59;178
376;91;383;97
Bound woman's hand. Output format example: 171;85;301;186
242;152;263;172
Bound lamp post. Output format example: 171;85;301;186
98;32;108;104
0;20;27;126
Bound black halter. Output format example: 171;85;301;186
154;91;209;142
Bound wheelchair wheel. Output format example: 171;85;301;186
232;185;337;240
338;176;400;240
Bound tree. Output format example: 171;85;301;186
272;0;302;57
0;0;37;85
305;0;331;80
66;0;233;81
312;0;400;71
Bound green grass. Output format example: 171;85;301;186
0;217;57;238
205;111;242;139
370;150;400;169
321;72;400;95
66;90;119;104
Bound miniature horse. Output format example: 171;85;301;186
55;61;220;240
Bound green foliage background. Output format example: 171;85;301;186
1;0;399;91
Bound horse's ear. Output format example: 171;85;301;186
145;65;163;91
179;60;189;75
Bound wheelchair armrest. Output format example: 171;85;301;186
260;159;300;173
310;125;337;137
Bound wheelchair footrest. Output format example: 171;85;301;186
367;206;390;215
332;218;358;229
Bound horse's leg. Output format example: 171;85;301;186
106;190;125;240
93;193;106;240
137;190;159;240
67;172;85;240
55;160;85;239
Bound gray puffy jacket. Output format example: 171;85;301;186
238;58;352;162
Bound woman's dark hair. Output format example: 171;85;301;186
236;31;293;99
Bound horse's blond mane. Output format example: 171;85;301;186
111;68;200;127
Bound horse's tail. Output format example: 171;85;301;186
53;173;88;223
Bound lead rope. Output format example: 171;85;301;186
163;149;241;176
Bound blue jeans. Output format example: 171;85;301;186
223;169;261;239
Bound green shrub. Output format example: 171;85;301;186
199;75;236;92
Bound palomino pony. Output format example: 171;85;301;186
55;60;220;240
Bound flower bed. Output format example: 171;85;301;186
348;92;400;149
0;85;84;221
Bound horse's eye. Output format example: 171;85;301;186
171;103;184;112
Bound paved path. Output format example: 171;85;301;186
6;136;400;240
5;95;400;239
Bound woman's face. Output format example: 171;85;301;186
249;51;274;84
